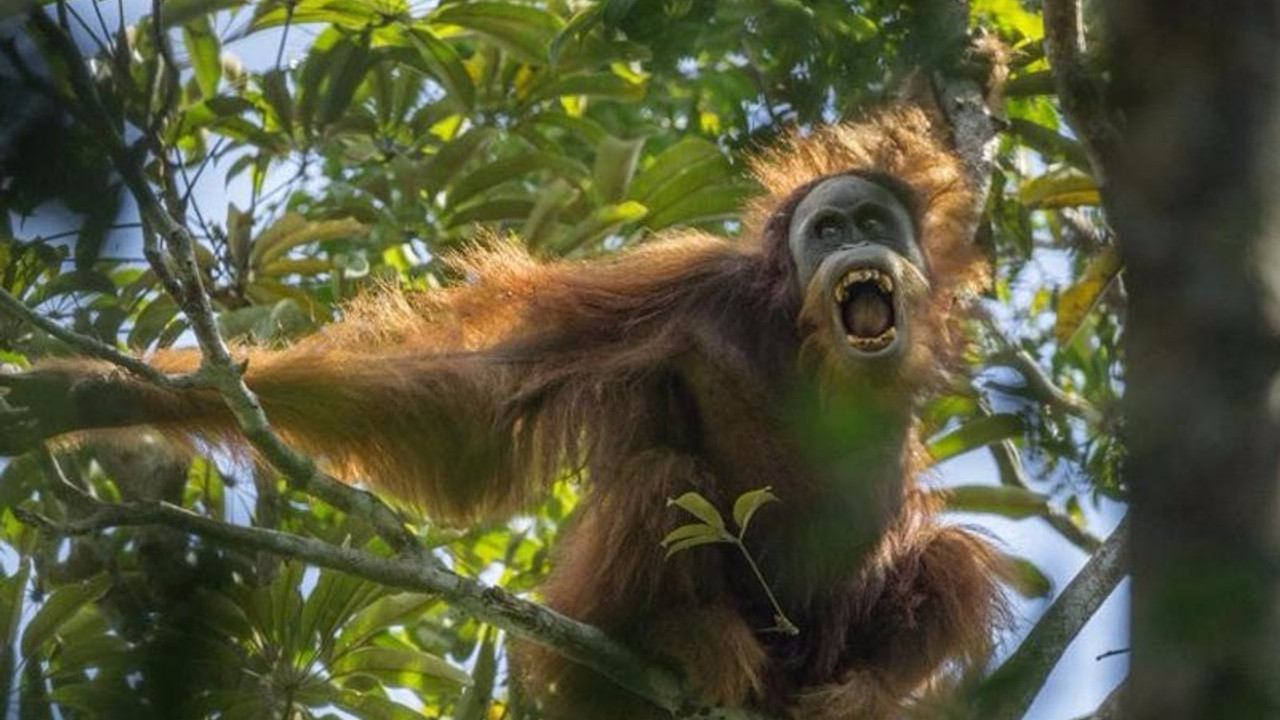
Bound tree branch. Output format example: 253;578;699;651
14;491;773;720
991;347;1104;425
1042;0;1121;179
968;515;1128;720
26;8;424;560
0;288;198;389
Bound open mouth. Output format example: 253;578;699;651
834;268;897;352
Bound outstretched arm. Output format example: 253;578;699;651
0;343;521;521
0;237;757;522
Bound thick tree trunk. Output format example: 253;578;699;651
1108;2;1280;718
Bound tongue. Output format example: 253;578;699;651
842;286;893;337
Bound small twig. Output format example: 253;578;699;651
976;309;1104;425
995;347;1103;425
968;516;1129;720
0;287;201;390
981;424;1103;553
1042;0;1121;180
33;445;96;513
733;537;798;636
1094;648;1130;662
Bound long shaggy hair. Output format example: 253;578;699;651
40;106;1007;720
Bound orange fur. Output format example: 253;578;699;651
24;106;1007;720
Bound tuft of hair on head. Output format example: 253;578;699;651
743;106;988;302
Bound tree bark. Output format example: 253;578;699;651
1108;2;1280;718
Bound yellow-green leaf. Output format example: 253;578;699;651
1055;245;1122;344
943;484;1050;520
21;574;110;658
331;646;472;689
182;15;221;98
430;2;563;65
1019;166;1101;208
667;491;725;530
250;212;365;266
928;413;1025;462
732;487;778;536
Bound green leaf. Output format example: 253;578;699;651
1003;553;1054;598
629;137;723;202
1019;166;1101;208
334;691;427;720
250;212;365;266
251;0;409;30
299;572;378;655
593;135;646;203
660;522;730;548
416;127;497;193
944;485;1051;520
520;111;609;146
430;2;563;65
33;270;116;301
527;72;647;103
663;534;731;558
667;492;725;530
404;27;476;112
550;5;602;64
732;487;778;536
333;593;439;656
319;33;372;127
546;201;647;254
331;646;472;689
128;295;182;350
601;0;640;27
447;152;588;207
446;197;537;227
261;69;293;132
927;413;1025;462
454;629;497;720
645;183;747;229
21;574;110;658
183;15;222;98
521;178;578;246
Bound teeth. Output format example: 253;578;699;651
833;268;895;303
846;326;897;350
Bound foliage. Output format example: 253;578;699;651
0;0;1123;718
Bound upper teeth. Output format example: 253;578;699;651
834;268;894;303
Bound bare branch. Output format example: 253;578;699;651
14;493;771;720
968;516;1128;720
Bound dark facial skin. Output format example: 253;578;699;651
787;175;928;360
788;175;924;287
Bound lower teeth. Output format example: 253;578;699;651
847;326;897;349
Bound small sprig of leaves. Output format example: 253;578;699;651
661;487;798;636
